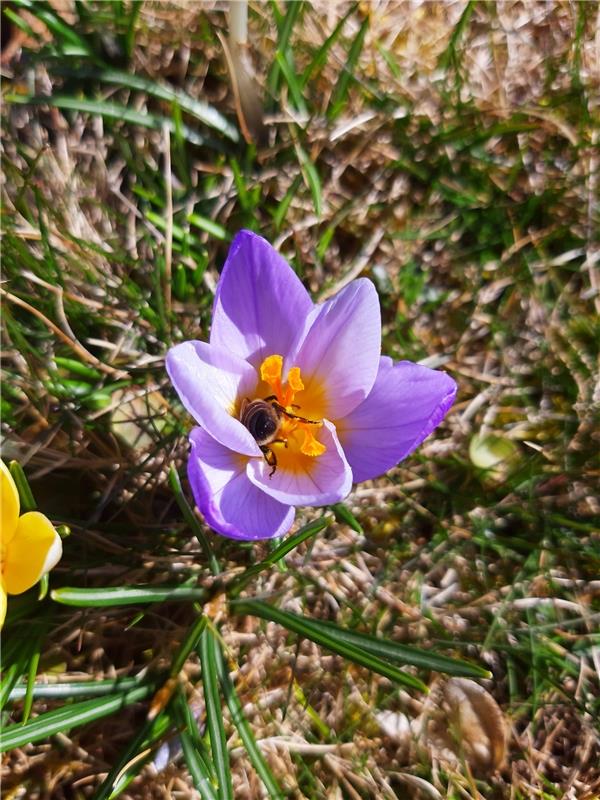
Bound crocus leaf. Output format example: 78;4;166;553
228;516;332;595
173;690;218;800
9;677;140;702
0;684;154;752
51;584;207;607
331;503;363;533
199;629;233;800
297;617;491;679
235;600;428;692
215;646;285;799
94;709;173;800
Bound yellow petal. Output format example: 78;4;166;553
0;582;6;628
3;511;62;595
1;459;20;546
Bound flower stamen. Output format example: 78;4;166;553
258;354;326;460
260;355;304;409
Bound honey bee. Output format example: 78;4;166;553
239;396;318;476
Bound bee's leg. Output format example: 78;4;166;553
279;407;320;425
271;438;288;448
260;445;278;477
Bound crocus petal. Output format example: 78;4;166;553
293;279;381;419
336;357;457;483
188;427;295;541
0;583;6;628
3;511;63;595
167;341;261;457
1;460;19;545
246;420;352;506
210;230;313;369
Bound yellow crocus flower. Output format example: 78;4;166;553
0;459;62;627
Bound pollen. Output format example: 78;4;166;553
258;354;327;463
287;367;304;393
300;425;326;457
259;354;305;408
260;354;284;387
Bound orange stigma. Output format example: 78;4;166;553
259;355;326;458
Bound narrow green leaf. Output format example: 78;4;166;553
9;677;140;701
169;465;221;576
229;516;332;596
51;584;207;607
331;503;363;534
274;52;308;116
8;460;37;512
199;629;233;800
174;691;218;800
187;213;230;241
296;145;322;217
13;0;92;53
437;0;475;72
216;647;284;799
54;356;103;380
1;626;45;711
272;174;302;231
21;648;41;724
236;601;428;692
58;65;239;141
267;0;304;99
328;15;370;119
301;618;491;679
170;614;208;678
123;1;141;61
1;684;153;752
95;710;173;800
300;4;355;88
6;94;210;148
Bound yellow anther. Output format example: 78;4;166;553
287;367;304;393
300;426;326;457
260;354;283;385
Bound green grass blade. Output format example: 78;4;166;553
299;618;491;679
327;15;369;119
20;647;41;724
228;516;332;596
437;0;475;72
331;503;363;533
169;465;221;576
267;0;304;100
0;684;154;752
274;52;308;116
123;1;141;61
199;629;233;800
0;626;45;711
235;601;428;692
272;174;302;231
5;94;211;148
51;584;207;607
88;67;239;140
170;614;208;678
94;710;173;800
8;460;37;511
9;677;140;701
296;145;322;217
187;213;230;241
216;646;284;800
300;4;355;88
13;0;92;54
174;691;219;800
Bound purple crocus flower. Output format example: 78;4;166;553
166;231;456;541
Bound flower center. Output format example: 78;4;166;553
259;355;326;458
